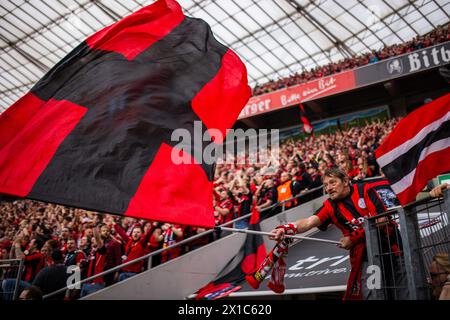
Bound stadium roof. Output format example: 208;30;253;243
1;0;449;112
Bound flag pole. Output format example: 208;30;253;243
216;226;341;245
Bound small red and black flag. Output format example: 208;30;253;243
0;0;251;227
375;93;450;206
299;103;313;134
195;204;266;299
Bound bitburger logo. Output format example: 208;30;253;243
408;44;450;72
387;58;403;74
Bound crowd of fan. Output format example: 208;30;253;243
213;117;399;225
252;24;450;96
0;200;207;299
0;118;400;299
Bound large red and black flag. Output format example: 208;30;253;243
0;0;251;227
195;205;266;299
375;93;450;206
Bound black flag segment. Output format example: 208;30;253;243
0;0;251;227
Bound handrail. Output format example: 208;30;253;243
0;258;23;264
43;175;381;299
0;258;24;300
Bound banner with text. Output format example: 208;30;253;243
355;41;450;87
239;41;450;121
238;71;356;119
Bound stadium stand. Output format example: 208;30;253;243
252;24;450;96
1;1;449;301
0;115;399;299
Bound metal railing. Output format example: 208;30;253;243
43;183;327;299
0;258;24;300
43;176;385;299
364;189;450;300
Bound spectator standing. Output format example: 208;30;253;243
1;238;44;300
277;172;297;209
64;238;86;268
113;222;154;281
80;225;107;297
256;179;278;219
160;223;183;263
99;223;122;286
307;164;322;189
32;250;68;300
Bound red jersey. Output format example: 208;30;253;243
86;246;106;284
148;233;161;252
314;183;387;239
218;199;233;223
186;227;210;248
23;251;45;283
114;224;153;273
313;183;391;300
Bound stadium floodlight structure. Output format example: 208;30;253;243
1;0;449;112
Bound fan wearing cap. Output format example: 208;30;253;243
111;219;155;282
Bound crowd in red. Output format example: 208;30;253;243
252;25;450;96
0;117;399;299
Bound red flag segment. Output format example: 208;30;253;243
192;49;251;144
0;98;87;197
390;138;450;194
377;110;450;168
375;93;450;206
395;146;450;205
86;0;184;61
375;93;450;160
125;143;215;228
0;93;44;150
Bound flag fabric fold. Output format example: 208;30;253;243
195;204;266;300
0;0;251;228
375;93;450;206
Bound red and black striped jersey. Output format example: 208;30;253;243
314;183;388;239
